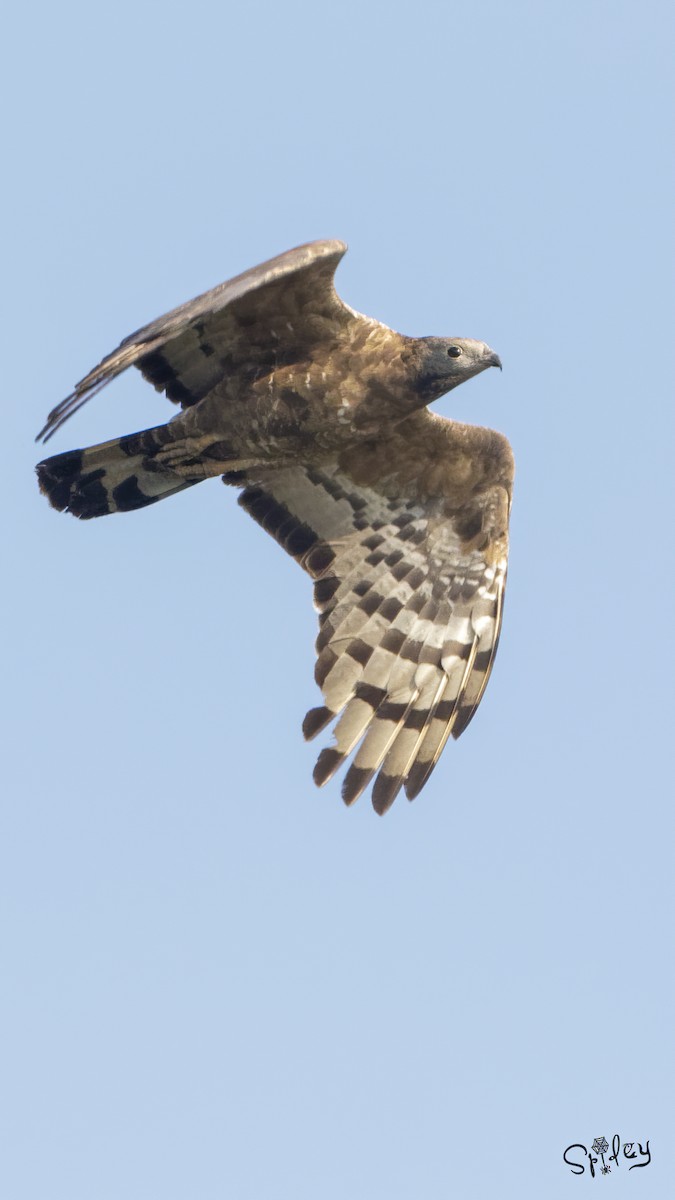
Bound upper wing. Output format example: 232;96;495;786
233;411;514;813
37;239;353;443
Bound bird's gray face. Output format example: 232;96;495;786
414;337;502;402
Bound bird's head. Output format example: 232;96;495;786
412;337;502;403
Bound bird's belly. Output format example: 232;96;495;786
186;374;370;462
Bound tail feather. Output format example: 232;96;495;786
36;425;196;519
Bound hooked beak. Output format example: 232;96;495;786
486;349;502;371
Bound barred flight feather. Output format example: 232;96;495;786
237;456;509;811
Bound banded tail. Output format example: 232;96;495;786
36;424;196;519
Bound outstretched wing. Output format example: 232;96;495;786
232;411;514;813
37;239;354;442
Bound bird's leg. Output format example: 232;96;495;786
153;433;245;479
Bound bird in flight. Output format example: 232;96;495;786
36;240;513;813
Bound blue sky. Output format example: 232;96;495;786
2;1;673;1196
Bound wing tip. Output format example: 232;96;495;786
302;706;335;741
313;746;343;789
35;391;79;444
371;772;402;815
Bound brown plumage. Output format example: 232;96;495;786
36;239;513;812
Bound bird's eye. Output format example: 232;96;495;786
447;345;462;358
